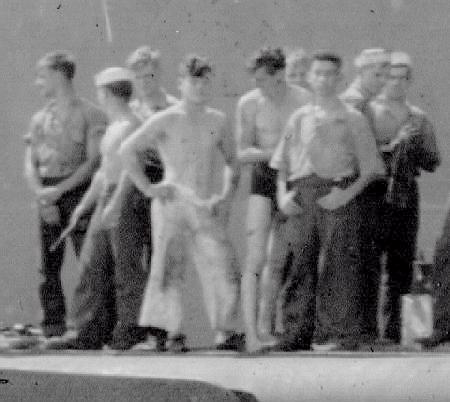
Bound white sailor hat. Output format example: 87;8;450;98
354;48;390;68
390;51;412;68
95;67;135;87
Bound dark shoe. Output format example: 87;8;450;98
42;324;67;338
216;332;245;352
43;336;102;350
416;332;449;349
109;325;148;351
167;334;189;353
270;340;311;352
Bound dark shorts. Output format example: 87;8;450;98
250;162;277;206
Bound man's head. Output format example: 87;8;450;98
126;46;162;98
35;51;76;98
308;51;343;97
95;67;135;108
247;47;286;97
285;49;311;88
178;54;213;104
354;48;390;97
384;51;413;100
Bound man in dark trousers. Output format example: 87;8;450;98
270;51;383;351
24;51;107;338
370;52;440;343
341;48;390;342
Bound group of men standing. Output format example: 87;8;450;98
23;44;442;353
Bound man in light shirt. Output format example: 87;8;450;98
271;51;383;351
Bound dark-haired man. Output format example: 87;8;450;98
24;52;107;338
121;55;242;351
237;47;310;352
271;52;383;350
101;46;178;350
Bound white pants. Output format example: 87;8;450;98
139;195;239;334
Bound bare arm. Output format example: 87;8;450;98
24;146;42;196
217;118;241;201
120;116;164;198
235;97;272;164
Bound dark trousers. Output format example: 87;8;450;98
430;199;450;339
71;197;117;348
280;176;363;346
381;182;419;342
71;185;154;348
112;185;151;338
355;179;387;340
39;178;89;337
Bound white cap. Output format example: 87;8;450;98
354;48;390;68
390;51;412;68
95;67;135;87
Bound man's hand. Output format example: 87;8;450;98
146;182;176;201
279;190;303;216
101;203;120;229
37;186;63;205
317;187;350;210
39;203;61;225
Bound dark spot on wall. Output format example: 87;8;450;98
57;4;61;10
370;9;375;13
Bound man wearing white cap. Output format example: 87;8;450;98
370;52;440;343
47;67;141;350
341;48;390;342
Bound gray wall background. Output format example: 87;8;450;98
1;0;449;345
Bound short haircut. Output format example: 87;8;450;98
38;51;76;80
104;80;133;103
286;48;311;67
311;51;343;72
179;54;212;78
247;47;286;75
126;46;161;71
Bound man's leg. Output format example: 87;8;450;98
315;197;364;347
432;201;450;341
383;190;419;343
357;180;387;341
241;195;275;352
39;216;67;338
190;212;240;349
258;213;292;338
139;199;185;337
278;209;320;350
71;204;117;349
110;185;150;349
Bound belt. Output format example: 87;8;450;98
288;173;358;190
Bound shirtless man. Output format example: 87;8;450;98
46;67;140;350
271;51;383;350
341;48;390;342
285;48;311;90
236;47;310;352
369;52;440;343
120;55;242;351
102;46;177;350
24;51;107;339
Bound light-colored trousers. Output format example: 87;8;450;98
139;195;239;334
